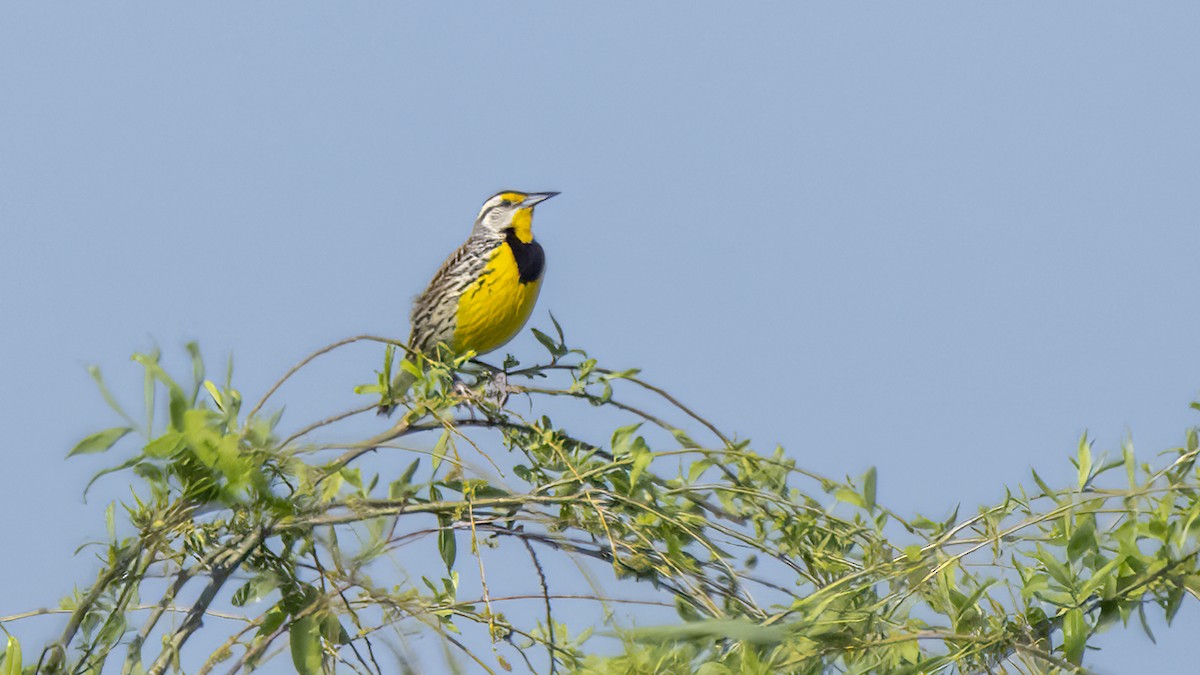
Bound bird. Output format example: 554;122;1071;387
384;190;558;408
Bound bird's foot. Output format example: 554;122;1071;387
451;379;477;400
481;370;511;408
447;371;510;413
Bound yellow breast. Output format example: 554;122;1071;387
452;243;543;356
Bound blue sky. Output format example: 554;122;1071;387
3;2;1200;672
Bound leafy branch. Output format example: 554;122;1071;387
2;324;1200;674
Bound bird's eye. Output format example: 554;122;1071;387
499;200;512;207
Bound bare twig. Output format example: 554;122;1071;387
146;530;267;675
521;538;556;675
247;335;410;420
40;544;142;673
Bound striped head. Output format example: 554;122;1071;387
473;190;559;243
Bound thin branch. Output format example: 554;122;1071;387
521;538;556;675
146;530;266;675
1012;642;1096;675
608;370;733;447
247;335;409;420
40;544;142;673
287;493;583;529
279;402;381;448
124;535;234;675
0;606;248;625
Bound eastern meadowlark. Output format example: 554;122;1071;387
386;190;558;404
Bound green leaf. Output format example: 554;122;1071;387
133;462;166;485
390;459;421;500
941;504;960;530
862;466;877;511
438;515;457;571
834;487;866;509
339;467;362;490
68;427;132;457
611;423;643;455
909;516;941;532
382;343;395;384
1123;438;1136;488
257;604;287;638
321;614;352;645
1077;433;1093;490
83;455;143;500
105;502;116;541
1036;545;1073;588
289;615;323;675
320;472;344;503
897;638;920;664
232;574;278;607
1062;608;1087;664
204;380;224;411
431;431;450;474
629;439;653;492
134;351;188;430
399;358;422;379
141;349;158;435
1165;585;1186;624
1030;469;1060;504
549;311;566;345
470;484;511;499
97;610;127;647
87;365;135;427
3;635;22;675
1078;555;1123;599
688;460;712;483
1095;599;1122;633
531;328;566;358
1067;517;1096;561
671;427;697;448
1137;601;1156;643
144;431;185;459
602;368;642;381
186;341;204;405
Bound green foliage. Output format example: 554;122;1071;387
2;636;21;675
289;615;324;675
8;329;1200;673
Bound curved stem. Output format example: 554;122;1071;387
247;335;410;420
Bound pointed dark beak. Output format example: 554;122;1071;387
523;192;560;207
